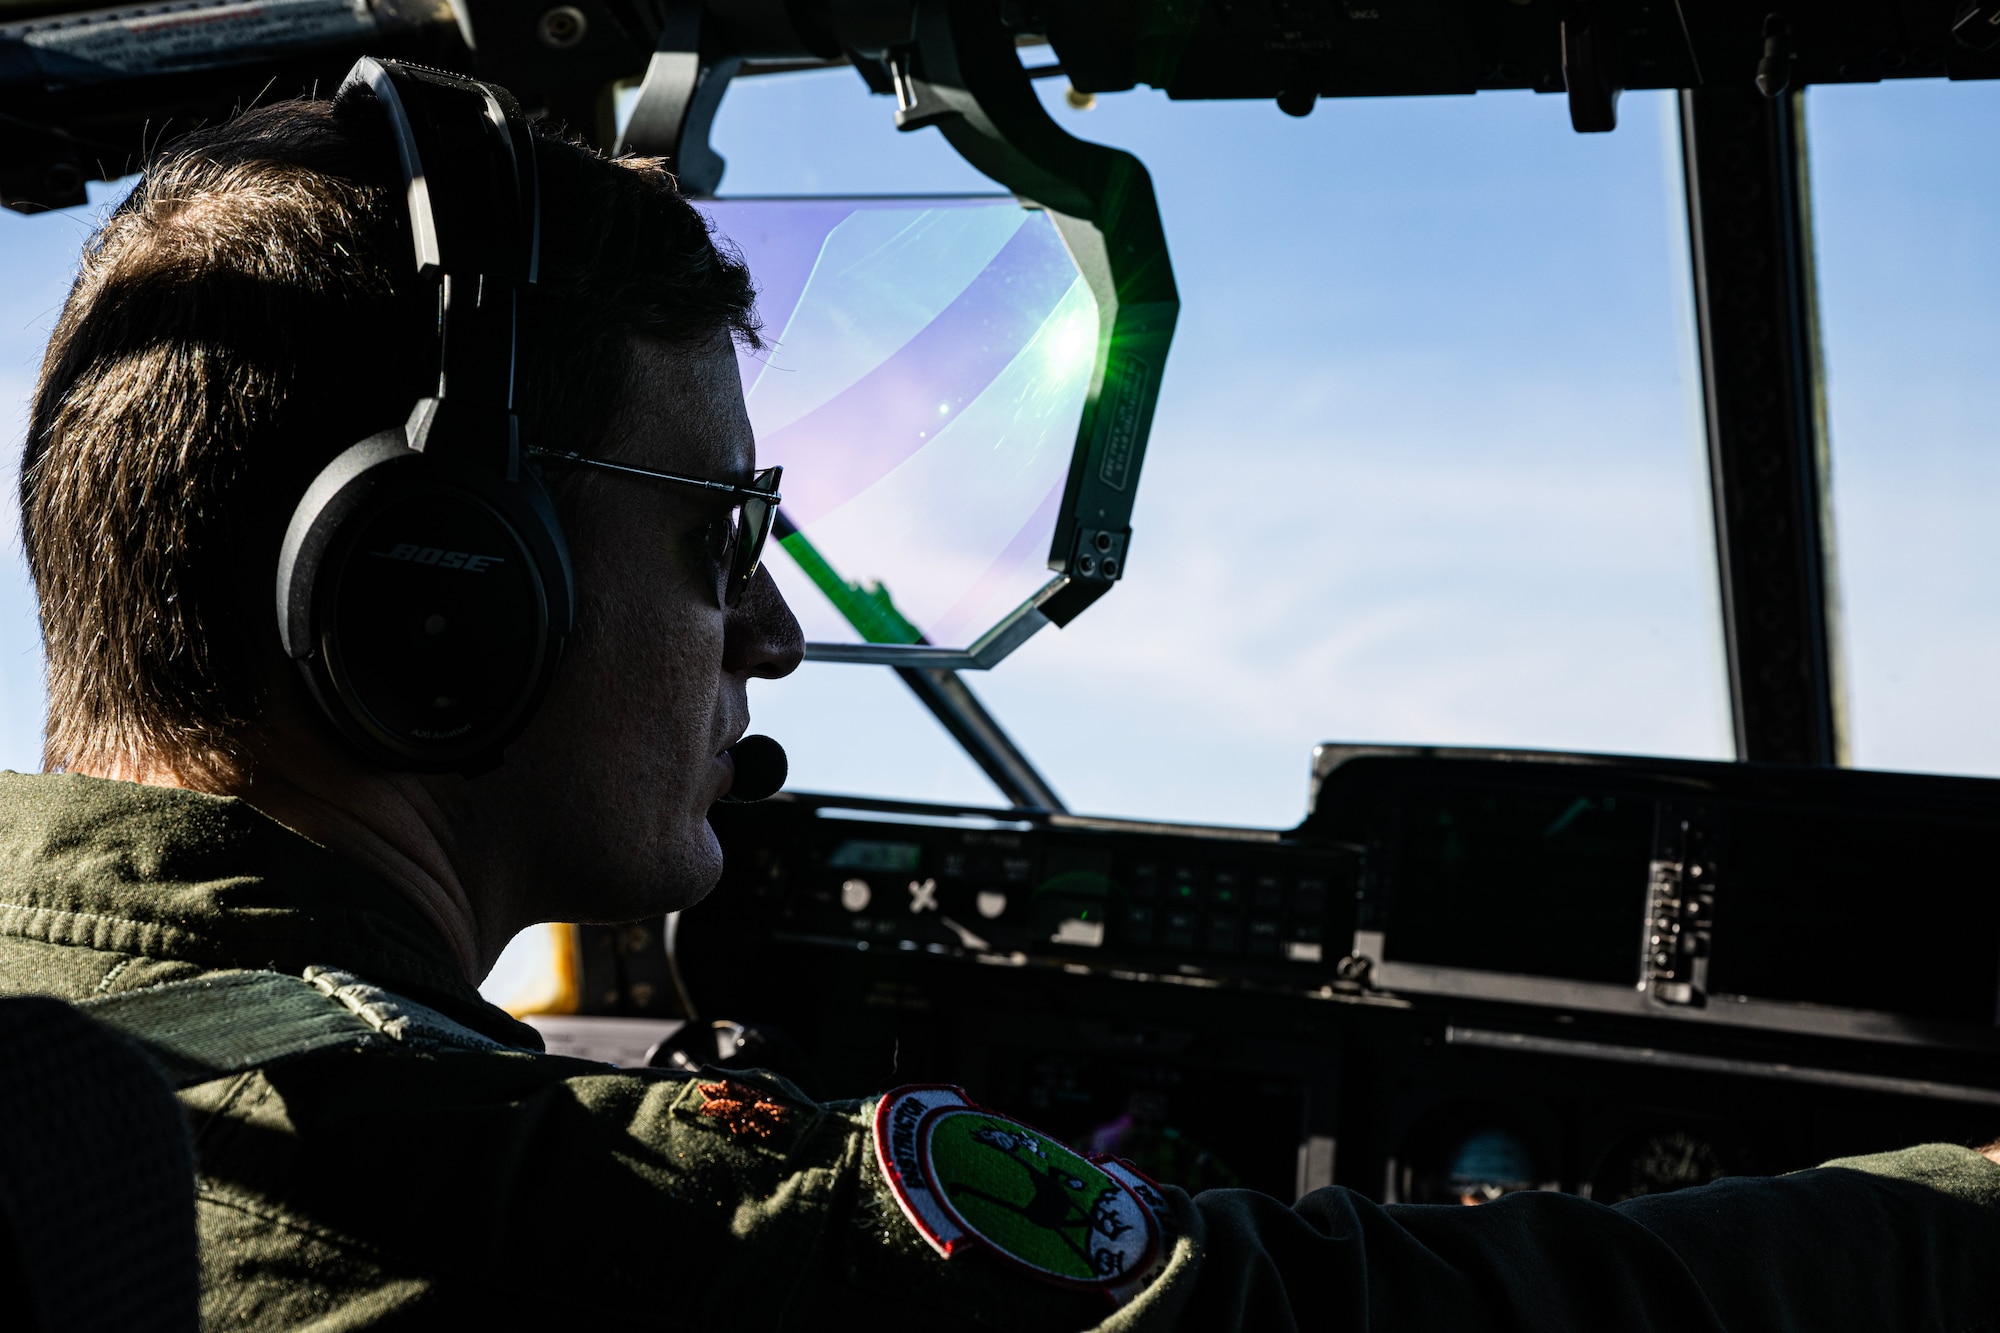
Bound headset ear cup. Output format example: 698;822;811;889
277;440;572;771
510;462;575;635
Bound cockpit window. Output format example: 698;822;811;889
714;74;1729;823
0;186;114;772
1807;80;2000;780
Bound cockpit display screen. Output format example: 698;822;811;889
827;838;923;874
698;197;1098;657
1383;787;1654;986
1710;806;2000;1024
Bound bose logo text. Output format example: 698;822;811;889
370;544;505;573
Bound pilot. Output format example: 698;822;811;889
3;68;1997;1330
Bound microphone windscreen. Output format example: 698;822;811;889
724;734;788;802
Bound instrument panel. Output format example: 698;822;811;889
1308;746;2000;1043
749;803;1358;990
679;746;2000;1206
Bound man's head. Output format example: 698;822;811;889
22;87;803;967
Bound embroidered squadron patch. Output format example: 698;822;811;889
873;1085;1167;1304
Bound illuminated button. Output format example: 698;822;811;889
1052;917;1105;948
1210;870;1243;907
840;879;871;912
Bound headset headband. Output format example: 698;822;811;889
338;58;540;477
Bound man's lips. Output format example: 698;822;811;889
710;748;737;804
707;713;750;805
708;725;752;804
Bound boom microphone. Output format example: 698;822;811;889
723;735;788;802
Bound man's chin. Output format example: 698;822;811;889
552;824;724;925
653;817;727;914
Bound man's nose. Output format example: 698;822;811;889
725;563;804;680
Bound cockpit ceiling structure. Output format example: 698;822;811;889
3;3;1993;155
1;3;1989;193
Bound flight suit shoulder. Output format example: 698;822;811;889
1813;1141;2000;1208
188;1046;864;1326
148;971;1196;1330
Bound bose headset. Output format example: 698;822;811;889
276;58;574;773
276;57;788;801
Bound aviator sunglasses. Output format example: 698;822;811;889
526;447;782;607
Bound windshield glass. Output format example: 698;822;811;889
714;74;1729;825
1807;79;2000;780
0;190;108;773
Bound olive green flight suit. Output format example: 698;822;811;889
0;770;1996;1331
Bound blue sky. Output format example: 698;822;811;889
2;73;1997;829
1807;81;2000;778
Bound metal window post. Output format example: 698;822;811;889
895;666;1067;813
1680;86;1845;766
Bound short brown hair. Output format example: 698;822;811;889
22;90;758;786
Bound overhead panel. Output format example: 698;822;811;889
14;0;2000;213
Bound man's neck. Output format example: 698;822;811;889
236;767;487;983
73;751;490;984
